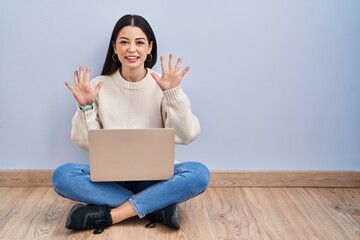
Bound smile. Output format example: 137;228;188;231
125;56;140;63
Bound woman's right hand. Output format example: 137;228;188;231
65;66;103;106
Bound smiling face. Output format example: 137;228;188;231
113;26;153;72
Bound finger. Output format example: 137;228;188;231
160;56;167;72
85;66;91;83
65;82;74;91
94;81;103;94
151;73;166;90
151;72;161;83
74;70;79;84
79;66;84;83
180;66;190;78
175;58;182;72
169;53;174;70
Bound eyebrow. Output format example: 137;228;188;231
118;37;146;41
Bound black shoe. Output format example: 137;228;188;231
145;204;180;229
65;204;112;234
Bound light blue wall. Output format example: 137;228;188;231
0;0;359;170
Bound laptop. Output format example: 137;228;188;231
88;129;175;182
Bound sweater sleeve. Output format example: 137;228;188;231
70;100;102;151
161;86;200;145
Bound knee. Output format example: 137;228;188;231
183;161;210;193
52;162;84;195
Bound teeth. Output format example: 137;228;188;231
127;56;137;59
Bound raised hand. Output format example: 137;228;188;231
65;66;103;106
151;53;190;91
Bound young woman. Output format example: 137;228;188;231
52;14;210;234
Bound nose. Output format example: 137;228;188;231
128;43;136;53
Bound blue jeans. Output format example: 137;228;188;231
52;161;210;218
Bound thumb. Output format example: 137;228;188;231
94;81;103;94
151;72;166;90
151;72;161;83
65;82;73;91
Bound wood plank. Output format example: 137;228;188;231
1;170;360;188
0;187;35;230
336;188;360;225
203;187;257;239
0;187;49;238
0;186;9;198
232;188;266;239
286;188;360;240
266;188;320;239
1;187;360;239
174;193;214;240
241;187;299;240
305;188;360;239
0;187;70;240
50;200;74;240
30;189;71;239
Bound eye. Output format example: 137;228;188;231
136;41;145;45
119;40;128;45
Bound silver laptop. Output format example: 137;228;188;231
88;129;175;182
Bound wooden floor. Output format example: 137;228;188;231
0;187;359;240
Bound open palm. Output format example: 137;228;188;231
65;66;103;106
151;53;190;91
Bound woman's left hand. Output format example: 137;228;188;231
151;53;190;91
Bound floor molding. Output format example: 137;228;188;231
210;170;360;187
0;170;359;187
0;170;53;187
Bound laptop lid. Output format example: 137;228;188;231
88;128;175;182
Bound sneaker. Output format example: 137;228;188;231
145;204;180;229
65;204;112;234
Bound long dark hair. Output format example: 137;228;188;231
101;15;157;75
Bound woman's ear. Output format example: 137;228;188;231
112;41;116;52
148;41;153;54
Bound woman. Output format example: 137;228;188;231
52;14;210;234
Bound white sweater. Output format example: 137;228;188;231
71;68;200;150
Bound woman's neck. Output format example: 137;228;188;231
120;67;147;82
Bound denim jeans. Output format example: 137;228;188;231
52;161;210;218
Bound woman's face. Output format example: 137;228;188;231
113;26;153;71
